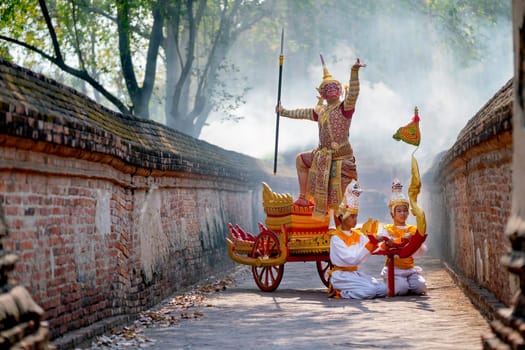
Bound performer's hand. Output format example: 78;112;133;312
275;103;283;114
367;237;389;255
367;234;380;246
365;240;379;253
361;217;378;235
352;58;367;71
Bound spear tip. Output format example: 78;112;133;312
280;28;284;54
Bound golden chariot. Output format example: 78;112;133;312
226;182;333;292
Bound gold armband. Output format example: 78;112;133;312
350;68;359;79
344;71;360;110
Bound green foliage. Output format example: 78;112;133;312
0;0;512;137
0;1;46;59
0;1;39;34
419;0;511;63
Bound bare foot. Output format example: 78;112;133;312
294;196;313;207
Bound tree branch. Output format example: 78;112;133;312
170;0;202;115
39;0;64;64
0;33;129;113
141;0;165;105
69;1;87;70
116;0;139;101
0;35;55;62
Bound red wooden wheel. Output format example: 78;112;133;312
316;259;332;287
251;229;284;292
251;264;284;292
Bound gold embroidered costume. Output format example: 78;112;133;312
280;58;361;217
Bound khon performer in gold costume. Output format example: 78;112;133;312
276;55;365;218
376;179;428;296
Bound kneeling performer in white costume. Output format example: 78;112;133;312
328;180;387;299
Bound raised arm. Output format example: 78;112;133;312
344;58;366;111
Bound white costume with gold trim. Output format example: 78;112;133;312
330;229;387;299
328;180;386;299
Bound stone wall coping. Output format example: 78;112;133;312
0;58;269;183
437;78;513;174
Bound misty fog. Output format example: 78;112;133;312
199;2;512;224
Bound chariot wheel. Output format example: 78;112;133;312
251;229;284;292
316;259;332;287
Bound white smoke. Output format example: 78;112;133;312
201;7;512;178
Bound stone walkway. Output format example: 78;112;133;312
78;254;493;350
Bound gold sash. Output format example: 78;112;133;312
331;265;358;272
307;148;332;218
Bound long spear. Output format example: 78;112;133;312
273;28;284;174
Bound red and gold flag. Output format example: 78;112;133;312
393;107;421;146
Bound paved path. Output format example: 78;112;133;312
90;254;492;350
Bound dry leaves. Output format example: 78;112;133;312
77;272;239;349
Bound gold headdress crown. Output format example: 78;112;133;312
337;180;362;220
317;54;341;91
388;179;410;216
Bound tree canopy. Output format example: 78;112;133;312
0;0;511;138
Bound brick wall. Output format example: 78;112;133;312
0;58;289;347
427;79;516;306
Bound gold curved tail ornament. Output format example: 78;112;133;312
394;106;426;236
408;151;426;235
226;238;257;266
226;226;289;267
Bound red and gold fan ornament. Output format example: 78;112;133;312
393;107;421;146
